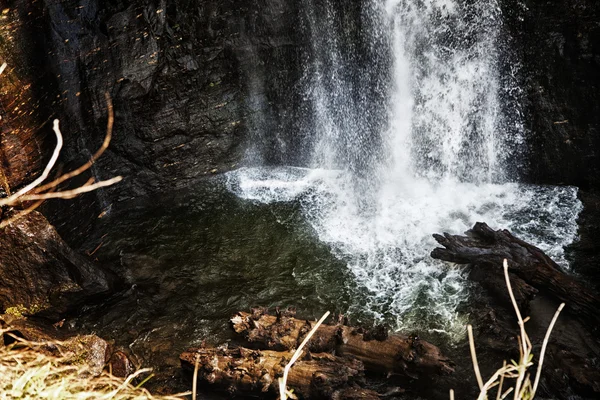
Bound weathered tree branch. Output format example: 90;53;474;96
431;222;600;328
0;73;122;229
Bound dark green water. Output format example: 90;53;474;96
72;177;351;370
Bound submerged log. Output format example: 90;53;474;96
431;222;600;328
180;346;380;399
231;310;454;377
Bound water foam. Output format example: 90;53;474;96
226;0;582;336
227;167;581;335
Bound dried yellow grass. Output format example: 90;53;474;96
454;259;565;400
0;331;187;400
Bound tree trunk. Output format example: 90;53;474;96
231;309;454;378
180;346;380;399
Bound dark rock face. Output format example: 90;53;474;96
37;0;306;200
566;190;600;286
5;0;596;195
500;1;600;303
503;0;600;189
5;1;383;202
0;211;116;320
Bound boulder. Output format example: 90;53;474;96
0;210;117;320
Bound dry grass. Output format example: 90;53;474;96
0;330;187;400
454;259;565;400
278;311;331;400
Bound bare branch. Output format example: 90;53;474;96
0;119;63;206
0;200;44;229
33;93;115;194
0;85;122;228
17;176;123;201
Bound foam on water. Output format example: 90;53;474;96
227;168;581;336
226;0;583;336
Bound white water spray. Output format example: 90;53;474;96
227;0;581;336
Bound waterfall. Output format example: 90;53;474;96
227;0;581;335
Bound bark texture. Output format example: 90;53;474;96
231;309;454;377
431;221;600;328
180;346;380;399
430;222;600;398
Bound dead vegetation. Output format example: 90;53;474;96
452;260;565;400
0;329;186;400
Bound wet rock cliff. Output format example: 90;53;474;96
505;0;600;189
3;1;600;197
36;0;306;198
1;0;311;240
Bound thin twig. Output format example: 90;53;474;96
192;354;200;400
467;324;484;390
0;199;44;229
0;119;63;206
17;176;123;201
278;311;330;400
33;92;115;194
0;90;122;229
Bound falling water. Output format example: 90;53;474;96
227;0;581;336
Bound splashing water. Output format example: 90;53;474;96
227;0;581;337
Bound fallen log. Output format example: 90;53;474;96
180;346;380;399
231;309;454;377
469;264;538;312
431;222;600;328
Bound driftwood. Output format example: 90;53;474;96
231;309;454;377
431;222;600;328
180;346;380;399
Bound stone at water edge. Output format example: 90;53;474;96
0;210;118;320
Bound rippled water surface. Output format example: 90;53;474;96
72;0;585;379
75;179;351;368
74;174;581;373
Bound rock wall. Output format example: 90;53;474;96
501;0;600;284
40;0;306;199
2;0;600;205
0;211;116;320
504;0;600;189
